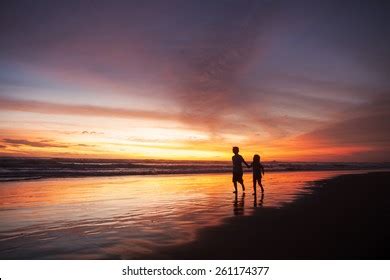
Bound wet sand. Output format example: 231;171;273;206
0;170;388;259
159;172;390;259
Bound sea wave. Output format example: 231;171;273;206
0;157;389;182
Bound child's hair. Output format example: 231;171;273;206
253;154;260;163
232;146;239;154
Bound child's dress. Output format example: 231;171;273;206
252;162;263;180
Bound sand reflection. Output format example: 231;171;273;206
0;170;372;259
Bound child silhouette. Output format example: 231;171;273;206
232;146;250;193
251;154;265;194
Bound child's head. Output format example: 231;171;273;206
253;154;260;163
232;146;239;154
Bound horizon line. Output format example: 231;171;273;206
1;155;389;164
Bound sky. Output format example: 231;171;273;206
0;0;389;161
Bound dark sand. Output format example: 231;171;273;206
157;172;390;259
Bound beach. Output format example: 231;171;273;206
0;170;389;259
160;171;390;259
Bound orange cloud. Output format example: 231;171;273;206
3;138;69;148
0;96;179;122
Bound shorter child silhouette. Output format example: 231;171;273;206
251;154;265;194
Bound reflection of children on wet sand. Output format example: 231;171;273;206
253;192;264;208
231;146;250;193
233;193;245;216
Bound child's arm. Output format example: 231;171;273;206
261;164;265;175
242;157;250;168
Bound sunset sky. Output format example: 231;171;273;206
1;0;389;161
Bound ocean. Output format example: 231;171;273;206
0;157;389;181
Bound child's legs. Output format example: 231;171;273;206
239;180;245;191
257;178;264;192
233;172;244;191
232;173;238;192
233;181;238;192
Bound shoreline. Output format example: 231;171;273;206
2;168;390;183
154;171;390;259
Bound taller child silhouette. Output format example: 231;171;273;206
232;146;250;193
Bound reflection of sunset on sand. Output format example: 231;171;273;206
164;172;390;259
0;170;377;259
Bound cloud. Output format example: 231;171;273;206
77;143;95;147
61;130;104;135
1;1;282;134
269;96;390;161
81;130;104;135
168;1;277;128
2;138;98;150
0;96;286;137
0;96;179;122
2;138;69;148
